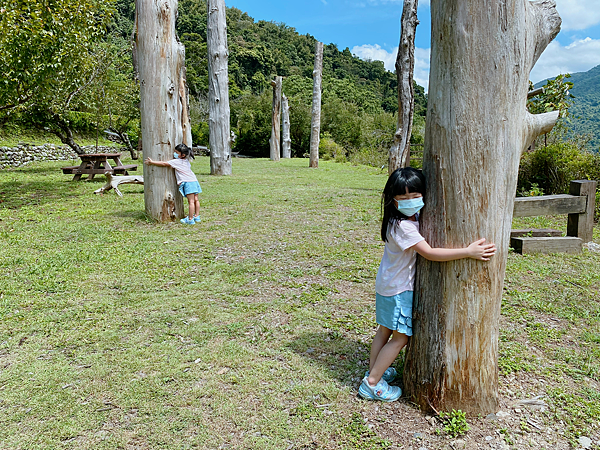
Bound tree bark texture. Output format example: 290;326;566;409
389;0;418;174
135;0;191;221
309;42;323;168
403;0;561;415
269;76;282;161
207;0;232;175
282;94;292;158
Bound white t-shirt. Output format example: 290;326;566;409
167;158;198;185
375;219;425;296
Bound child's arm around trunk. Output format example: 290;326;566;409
144;158;171;168
411;238;496;262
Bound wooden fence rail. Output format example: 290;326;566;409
511;180;597;254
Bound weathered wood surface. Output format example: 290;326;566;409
94;173;144;197
208;0;232;175
510;228;562;238
269;76;282;161
389;0;418;174
513;194;586;217
511;236;582;254
135;0;187;221
309;42;323;168
282;94;291;159
404;0;561;414
527;87;544;98
567;180;597;243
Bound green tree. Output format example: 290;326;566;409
528;74;574;118
0;0;124;153
0;0;116;114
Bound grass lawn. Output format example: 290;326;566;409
0;157;599;449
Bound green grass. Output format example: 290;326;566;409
1;158;599;448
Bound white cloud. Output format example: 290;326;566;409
351;44;431;90
555;0;600;31
530;37;600;83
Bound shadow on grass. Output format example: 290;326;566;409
287;331;370;388
0;179;82;209
111;209;148;221
287;331;407;390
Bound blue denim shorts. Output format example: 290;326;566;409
178;181;202;197
376;291;413;336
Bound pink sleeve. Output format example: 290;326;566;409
395;220;425;251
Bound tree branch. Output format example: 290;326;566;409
524;110;559;152
528;0;561;70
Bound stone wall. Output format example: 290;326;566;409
0;144;123;169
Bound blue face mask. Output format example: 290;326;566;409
396;197;424;217
173;152;180;159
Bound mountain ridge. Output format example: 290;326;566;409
535;64;600;151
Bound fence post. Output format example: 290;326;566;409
567;180;597;243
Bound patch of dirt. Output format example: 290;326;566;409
350;387;584;450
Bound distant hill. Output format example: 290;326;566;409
536;65;600;152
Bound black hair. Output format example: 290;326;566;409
175;143;194;160
380;167;426;242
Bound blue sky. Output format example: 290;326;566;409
228;0;600;90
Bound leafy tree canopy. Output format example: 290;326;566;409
0;0;116;114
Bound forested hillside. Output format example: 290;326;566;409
535;64;600;152
566;64;600;151
113;0;427;159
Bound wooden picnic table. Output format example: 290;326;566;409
62;153;138;181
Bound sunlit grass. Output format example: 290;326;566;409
0;157;599;448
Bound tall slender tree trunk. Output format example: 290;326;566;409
269;76;282;161
135;0;190;221
389;0;418;174
309;41;323;168
207;0;232;175
403;0;561;415
282;94;292;159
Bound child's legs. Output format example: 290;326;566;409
193;194;199;217
369;325;392;372
186;193;196;218
367;331;409;386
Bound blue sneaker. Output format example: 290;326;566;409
358;377;401;402
193;215;201;223
180;217;195;225
365;367;398;383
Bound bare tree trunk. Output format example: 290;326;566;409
389;0;418;174
282;94;292;158
309;41;323;168
207;0;232;175
135;0;188;221
269;76;282;161
403;0;561;415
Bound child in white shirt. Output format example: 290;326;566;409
359;167;496;402
144;144;202;224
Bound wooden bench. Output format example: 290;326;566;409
112;164;138;175
62;166;80;174
62;153;137;180
510;180;597;254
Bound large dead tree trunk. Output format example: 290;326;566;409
282;94;291;158
207;0;232;175
135;0;190;221
309;42;323;168
269;76;282;161
389;0;418;174
403;0;561;415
